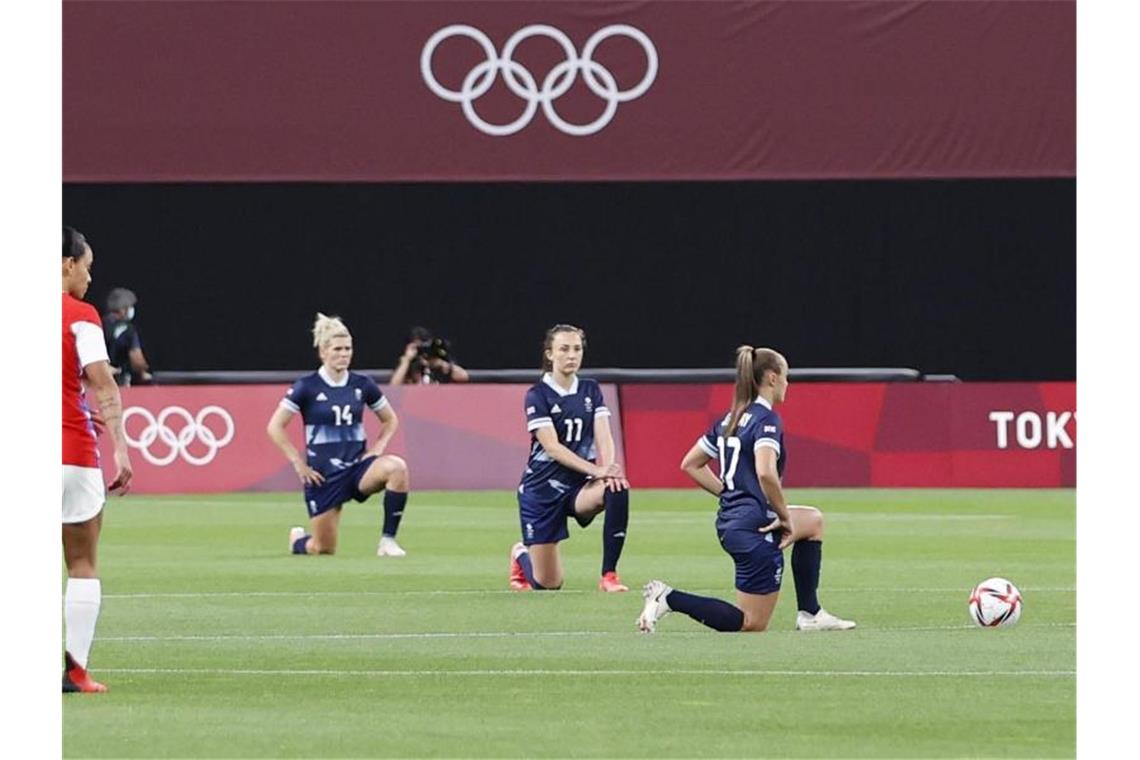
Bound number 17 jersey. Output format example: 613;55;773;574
697;397;786;531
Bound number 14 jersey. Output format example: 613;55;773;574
280;368;388;477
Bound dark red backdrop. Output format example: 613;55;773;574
64;0;1074;181
96;382;1073;493
622;383;1075;488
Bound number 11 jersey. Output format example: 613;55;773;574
520;373;610;500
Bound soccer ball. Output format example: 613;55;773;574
968;577;1022;627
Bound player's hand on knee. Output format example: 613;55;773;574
604;476;630;492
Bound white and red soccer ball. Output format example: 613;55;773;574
968;577;1022;627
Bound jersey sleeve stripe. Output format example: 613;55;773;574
697;437;719;457
594;406;611;418
279;399;300;413
527;417;554;431
754;438;781;454
370;397;390;412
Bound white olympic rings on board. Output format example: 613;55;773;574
421;24;658;136
123;406;235;466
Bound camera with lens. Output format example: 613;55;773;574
416;336;451;362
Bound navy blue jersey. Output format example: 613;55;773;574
520;374;611;498
698;397;786;531
280;368;387;477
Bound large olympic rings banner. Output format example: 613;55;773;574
100;384;625;494
64;1;1073;181
622;383;1076;488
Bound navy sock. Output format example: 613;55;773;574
291;535;311;555
665;589;744;632
601;489;629;574
517;553;560;592
382;491;407;538
792;540;822;615
516;551;549;591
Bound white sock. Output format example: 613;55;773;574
64;578;102;669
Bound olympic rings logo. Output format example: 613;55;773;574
421;24;658;137
123;406;235;466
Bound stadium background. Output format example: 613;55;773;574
64;0;1074;489
59;2;1078;757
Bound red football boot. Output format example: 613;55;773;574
509;542;531;591
598;571;629;593
62;653;107;693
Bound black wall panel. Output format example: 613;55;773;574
63;180;1075;380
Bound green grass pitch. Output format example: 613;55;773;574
63;489;1075;758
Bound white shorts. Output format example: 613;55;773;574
62;465;105;524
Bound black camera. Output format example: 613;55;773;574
416;336;451;361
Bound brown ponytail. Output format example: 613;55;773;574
724;345;757;437
724;346;785;436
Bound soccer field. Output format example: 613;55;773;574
63;489;1075;758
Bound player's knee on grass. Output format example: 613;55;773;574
308;532;338;555
535;571;563;590
740;614;768;632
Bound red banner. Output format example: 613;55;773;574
64;1;1073;181
97;384;624;494
621;383;1075;488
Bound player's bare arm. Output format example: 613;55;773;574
83;359;133;493
593;414;628;490
756;446;794;548
534;425;615;479
680;443;723;497
368;404;399;457
266;406;324;486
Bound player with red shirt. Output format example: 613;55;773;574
62;226;132;693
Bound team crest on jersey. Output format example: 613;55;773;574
584;397;593;412
355;388;362;401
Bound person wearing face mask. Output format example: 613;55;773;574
103;288;152;386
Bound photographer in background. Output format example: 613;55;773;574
392;326;470;385
103;287;153;386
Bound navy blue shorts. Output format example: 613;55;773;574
303;456;378;518
517;483;587;546
718;528;784;595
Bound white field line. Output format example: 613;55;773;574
99;622;1075;642
103;586;1075;599
94;667;1075;678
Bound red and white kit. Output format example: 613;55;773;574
62;293;108;523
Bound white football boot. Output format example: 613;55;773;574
377;535;407;557
288;526;305;553
795;608;856;631
636;580;673;633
